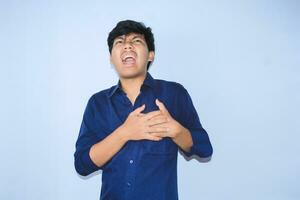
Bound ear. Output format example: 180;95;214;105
148;51;155;62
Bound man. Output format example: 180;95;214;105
74;20;213;200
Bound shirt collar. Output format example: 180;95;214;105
108;72;155;98
143;72;156;89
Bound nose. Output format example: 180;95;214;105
123;41;133;50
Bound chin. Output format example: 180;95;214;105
118;69;145;79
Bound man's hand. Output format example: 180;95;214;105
148;99;193;152
148;99;186;139
120;104;168;142
120;100;193;152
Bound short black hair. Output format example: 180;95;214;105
107;20;155;70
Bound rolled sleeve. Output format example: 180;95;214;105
176;84;213;158
181;127;213;158
74;95;106;176
74;146;101;176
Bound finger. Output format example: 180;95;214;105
144;134;162;141
138;113;146;117
132;104;145;115
148;126;170;133
151;132;166;138
155;99;168;114
146;116;169;126
143;110;162;120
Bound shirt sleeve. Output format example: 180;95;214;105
74;95;106;176
176;84;213;158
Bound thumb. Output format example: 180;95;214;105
132;104;145;115
156;99;170;117
155;99;166;112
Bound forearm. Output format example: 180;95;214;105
172;126;193;153
89;125;128;167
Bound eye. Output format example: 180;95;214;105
114;40;123;45
132;39;142;43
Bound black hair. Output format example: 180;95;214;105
107;20;155;70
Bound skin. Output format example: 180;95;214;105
109;33;154;102
89;33;193;167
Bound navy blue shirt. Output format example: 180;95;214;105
74;72;213;200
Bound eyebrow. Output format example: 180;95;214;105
117;35;144;40
113;35;144;44
131;35;145;40
114;36;125;41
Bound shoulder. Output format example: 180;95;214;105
154;78;188;94
92;87;112;100
85;86;114;108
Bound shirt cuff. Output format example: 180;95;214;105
81;147;102;174
180;128;213;158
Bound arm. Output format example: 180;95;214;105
149;99;194;153
172;126;193;153
74;126;130;176
176;86;213;158
74;96;107;176
74;99;162;176
88;125;128;168
150;87;213;158
90;106;163;167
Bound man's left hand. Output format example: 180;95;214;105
147;99;186;139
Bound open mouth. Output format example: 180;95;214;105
121;52;137;66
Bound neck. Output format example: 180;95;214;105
119;72;147;96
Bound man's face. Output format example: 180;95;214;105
110;33;154;79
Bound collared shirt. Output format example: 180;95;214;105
74;72;213;200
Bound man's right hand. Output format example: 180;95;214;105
89;104;169;168
120;104;169;142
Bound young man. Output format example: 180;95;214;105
74;20;213;200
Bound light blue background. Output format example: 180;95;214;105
1;0;299;199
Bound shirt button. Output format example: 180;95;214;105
127;182;131;187
129;160;134;164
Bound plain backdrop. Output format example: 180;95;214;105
1;0;299;199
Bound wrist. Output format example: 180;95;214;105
116;125;130;143
173;127;193;152
173;124;186;140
